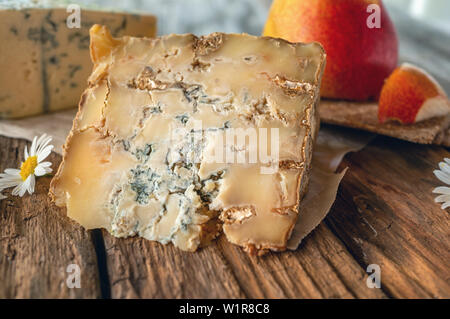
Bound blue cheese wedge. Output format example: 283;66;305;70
50;25;326;254
0;7;156;118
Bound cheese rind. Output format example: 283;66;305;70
0;8;156;118
50;26;326;253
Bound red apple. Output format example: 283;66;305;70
263;0;398;101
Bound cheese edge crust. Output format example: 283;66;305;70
49;31;326;254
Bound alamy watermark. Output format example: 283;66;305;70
366;264;381;289
170;120;280;175
367;4;381;29
66;4;81;29
66;263;81;288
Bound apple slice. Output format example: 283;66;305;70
378;63;450;124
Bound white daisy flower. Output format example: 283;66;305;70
433;158;450;210
0;134;53;198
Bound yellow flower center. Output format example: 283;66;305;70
20;156;38;181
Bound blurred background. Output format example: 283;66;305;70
68;0;449;92
388;0;450;33
4;0;449;90
68;0;450;36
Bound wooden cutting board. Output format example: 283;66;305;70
1;134;449;298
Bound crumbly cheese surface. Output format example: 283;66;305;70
50;26;326;253
0;8;156;118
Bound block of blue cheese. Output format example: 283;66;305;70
0;5;156;118
50;25;326;254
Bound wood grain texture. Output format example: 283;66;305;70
102;231;246;298
0;136;101;298
216;225;386;299
103;225;385;299
0;134;449;298
327;134;450;299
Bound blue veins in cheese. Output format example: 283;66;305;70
49;25;326;254
0;4;156;118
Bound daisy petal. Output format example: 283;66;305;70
27;175;35;195
441;202;450;210
432;186;450;195
34;166;44;176
34;165;48;176
36;134;52;155
42;136;52;149
434;194;450;203
0;179;20;189
0;172;21;188
0;193;6;200
0;172;20;179
39;161;52;168
11;185;19;196
36;162;53;176
36;133;46;147
19;178;30;197
433;170;450;185
37;145;53;162
0;172;21;179
444;158;450;165
30;135;38;156
0;174;21;182
4;168;20;176
24;145;29;159
19;185;27;197
439;162;450;174
12;182;26;197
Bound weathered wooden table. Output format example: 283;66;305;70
1;132;449;298
0;6;449;299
